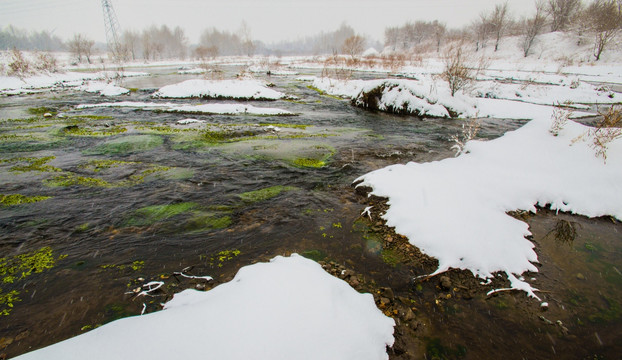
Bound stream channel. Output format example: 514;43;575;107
1;66;621;359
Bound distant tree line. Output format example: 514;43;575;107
0;26;65;51
2;0;620;62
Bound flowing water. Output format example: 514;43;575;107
1;67;621;359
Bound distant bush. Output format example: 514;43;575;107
7;48;31;79
34;52;59;73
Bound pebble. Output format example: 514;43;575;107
576;273;585;280
195;283;206;291
439;276;452;290
540;302;549;311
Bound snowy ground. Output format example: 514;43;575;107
356;111;622;298
13;255;395;360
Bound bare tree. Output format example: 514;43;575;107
342;35;365;59
432;21;447;52
583;0;622;60
547;0;582;31
490;2;510;51
472;14;493;51
522;1;548;57
238;21;255;57
67;34;94;63
120;30;140;61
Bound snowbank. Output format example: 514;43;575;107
153;79;287;100
76;101;294;116
356;114;622;298
312;77;594;119
77;81;129;96
0;71;148;95
14;254;395;360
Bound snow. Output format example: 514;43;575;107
356;113;622;297
76;101;294;116
0;71;148;95
77;81;129;96
312;77;594;119
14;254;395;360
153;79;287;100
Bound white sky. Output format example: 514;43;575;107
0;0;536;44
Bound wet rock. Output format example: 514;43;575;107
402;308;416;322
439;276;452;290
0;337;13;348
14;330;29;342
195;283;206;291
380;287;395;300
380;297;392;306
348;277;360;287
576;273;585;280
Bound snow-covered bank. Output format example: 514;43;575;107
356;113;622;298
153;79;288;100
311;77;595;119
14;254;395;360
76;101;295;116
0;71;147;95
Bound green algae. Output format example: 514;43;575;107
62;125;127;137
85;135;164;155
27;107;57;116
0;247;65;316
185;212;232;232
126;202;198;226
292;158;326;168
45;174;111;188
238;185;297;203
0;194;52;207
0;156;61;173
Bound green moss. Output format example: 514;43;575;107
62;125;127;137
75;223;90;232
126;202;198;226
86;135;164;155
307;85;345;100
238;185;297;203
186;212;232;231
0;134;36;142
0;247;64;316
27;107;57;116
380;249;405;267
0;194;52;207
301;250;326;262
204;249;241;268
79;159;137;172
45;174;111;187
292;158;326;168
425;337;467;360
1;156;61;173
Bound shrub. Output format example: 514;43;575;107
441;45;473;97
7;48;31;79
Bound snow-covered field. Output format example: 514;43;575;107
14;255;395;360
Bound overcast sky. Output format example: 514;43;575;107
0;0;536;44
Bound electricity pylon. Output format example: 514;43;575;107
101;0;122;61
